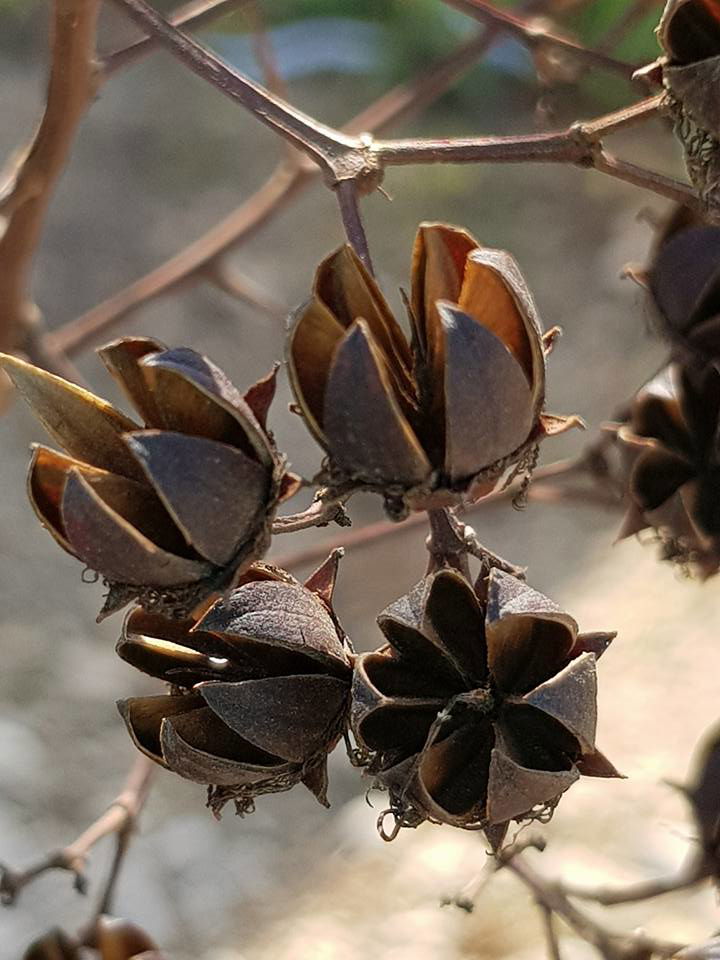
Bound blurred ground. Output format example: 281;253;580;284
1;4;719;959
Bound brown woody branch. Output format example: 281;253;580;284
0;755;154;906
0;0;101;379
45;21;512;356
46;0;653;358
107;0;691;207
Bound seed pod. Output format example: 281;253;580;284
117;552;352;816
23;918;159;960
24;930;78;960
643;205;720;361
677;720;720;877
0;339;300;619
351;567;618;843
615;362;720;577
655;0;720;220
287;223;579;518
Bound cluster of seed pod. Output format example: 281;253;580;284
613;201;720;576
2;222;619;847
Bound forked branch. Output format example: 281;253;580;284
0;756;154;907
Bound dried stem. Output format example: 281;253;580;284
0;0;101;375
45;0;675;358
45;23;507;355
107;1;695;202
46;161;306;356
272;494;351;535
272;451;618;572
335;180;375;273
495;842;687;960
425;508;525;579
106;0;358;177
442;0;641;79
540;904;563;960
562;852;712;906
0;755;154;906
101;0;250;76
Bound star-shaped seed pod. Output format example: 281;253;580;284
116;553;351;816
351;567;618;843
0;338;300;620
287;223;578;518
23;916;161;960
615;362;720;576
649;0;720;220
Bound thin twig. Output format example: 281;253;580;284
272;453;615;572
0;0;101;375
562;853;712;906
202;260;286;316
43;0;665;357
46;161;306;355
107;0;358;177
106;1;695;205
540;904;563;960
101;0;250;76
596;0;661;54
442;0;642;79
0;755;154;906
499;847;686;960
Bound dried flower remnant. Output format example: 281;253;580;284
351;567;618;843
24;916;160;960
615;362;720;576
287;223;579;518
0;338;299;620
653;0;720;220
117;553;351;816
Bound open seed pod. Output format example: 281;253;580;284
287;223;579;518
117;553;352;816
615;362;720;577
24;917;160;960
654;0;720;220
351;567;618;844
0;338;300;620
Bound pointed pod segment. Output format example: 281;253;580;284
322;320;430;486
0;353;143;480
437;302;534;480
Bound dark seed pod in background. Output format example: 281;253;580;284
0;339;300;620
351;567;618;844
23;917;160;960
93;917;160;960
117;552;352;816
655;0;720;220
24;929;78;960
287;223;579;518
648;219;720;361
615;362;720;577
